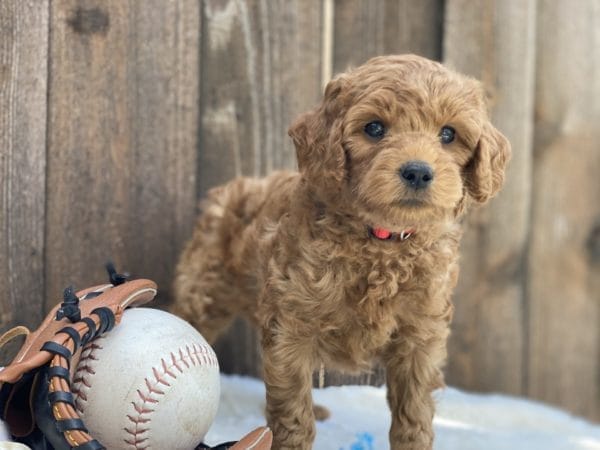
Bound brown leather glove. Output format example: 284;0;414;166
197;426;273;450
0;268;157;450
230;427;272;450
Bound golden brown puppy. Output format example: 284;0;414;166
173;54;510;450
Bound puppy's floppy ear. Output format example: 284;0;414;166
464;122;511;203
288;75;349;190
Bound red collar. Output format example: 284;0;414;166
369;226;415;241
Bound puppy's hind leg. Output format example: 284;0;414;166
171;189;250;344
171;271;238;344
173;176;274;342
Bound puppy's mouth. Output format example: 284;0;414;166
395;198;428;208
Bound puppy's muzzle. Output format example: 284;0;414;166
399;161;434;190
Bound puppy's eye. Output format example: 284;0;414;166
364;121;386;139
439;126;456;144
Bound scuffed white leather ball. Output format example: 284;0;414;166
72;308;220;450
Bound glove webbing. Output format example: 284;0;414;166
41;306;116;450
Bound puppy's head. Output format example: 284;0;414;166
289;54;511;233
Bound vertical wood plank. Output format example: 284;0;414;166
199;0;324;377
0;2;48;337
332;0;444;75
198;0;323;194
127;1;200;306
326;0;444;387
46;0;200;310
443;0;536;396
528;1;600;420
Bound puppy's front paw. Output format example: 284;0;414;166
270;418;315;450
390;435;433;450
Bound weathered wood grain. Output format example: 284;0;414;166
0;2;48;340
527;1;600;420
198;0;323;195
199;0;324;377
443;0;536;396
45;0;200;310
332;0;444;75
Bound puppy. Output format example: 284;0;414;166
172;54;510;450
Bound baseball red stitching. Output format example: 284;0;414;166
72;338;105;414
72;339;218;450
123;342;217;450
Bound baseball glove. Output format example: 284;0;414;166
0;264;157;450
197;426;273;450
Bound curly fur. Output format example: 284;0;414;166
172;54;511;450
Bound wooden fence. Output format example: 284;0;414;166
1;0;599;422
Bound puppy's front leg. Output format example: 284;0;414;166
262;324;316;450
384;335;446;450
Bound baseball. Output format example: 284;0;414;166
72;308;220;450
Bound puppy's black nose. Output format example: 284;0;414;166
400;161;434;190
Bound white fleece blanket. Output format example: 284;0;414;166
204;375;600;450
1;374;598;449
